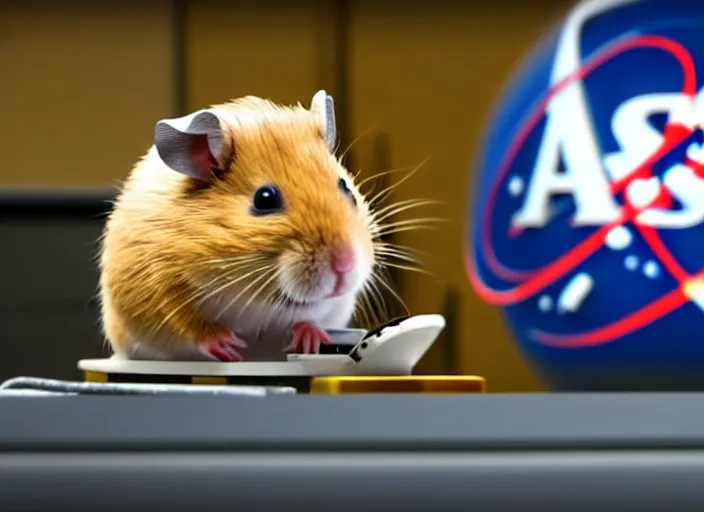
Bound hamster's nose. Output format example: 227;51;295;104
327;246;356;298
330;246;356;275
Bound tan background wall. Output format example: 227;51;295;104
1;0;570;391
1;1;175;188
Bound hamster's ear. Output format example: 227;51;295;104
310;89;337;153
154;109;229;181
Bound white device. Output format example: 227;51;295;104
77;314;446;377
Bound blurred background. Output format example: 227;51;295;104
1;0;571;391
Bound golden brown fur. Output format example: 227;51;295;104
99;94;375;359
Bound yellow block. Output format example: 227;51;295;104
84;371;108;383
310;375;486;394
191;376;228;385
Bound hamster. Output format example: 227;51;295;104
98;90;377;362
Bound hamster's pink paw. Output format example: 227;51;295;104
283;321;331;354
198;333;248;362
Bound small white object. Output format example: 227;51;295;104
605;226;632;250
557;272;594;313
507;176;525;196
643;260;660;279
78;314;446;378
340;314;445;375
625;177;661;209
635;165;704;229
537;295;553;312
624;255;639;271
686;141;704;164
684;279;704;312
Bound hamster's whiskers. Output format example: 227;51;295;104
373;241;433;277
337;123;378;165
375;259;433;277
369;198;442;225
269;286;317;309
353;231;429;326
373;242;425;263
363;155;433;207
353;279;387;328
350;157;440;328
200;265;272;308
366;197;443;278
156;258;273;333
214;264;279;321
196;255;271;296
372;217;446;238
356;163;419;192
371;267;409;316
236;267;283;317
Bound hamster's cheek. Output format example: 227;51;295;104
351;244;374;290
278;263;336;302
351;218;375;260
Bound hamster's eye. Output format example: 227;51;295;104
338;178;357;206
251;184;284;215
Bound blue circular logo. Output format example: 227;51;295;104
466;0;704;389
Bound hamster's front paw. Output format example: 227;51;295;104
283;321;331;354
198;332;248;362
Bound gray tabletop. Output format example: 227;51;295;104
1;393;703;511
1;392;703;450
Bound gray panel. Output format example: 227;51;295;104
3;394;704;451
0;221;102;307
0;197;108;381
0;307;106;382
0;451;702;511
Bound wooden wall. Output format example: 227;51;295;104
1;1;175;188
1;0;569;391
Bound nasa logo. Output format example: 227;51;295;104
466;0;704;384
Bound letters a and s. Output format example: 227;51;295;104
510;0;704;232
512;87;704;231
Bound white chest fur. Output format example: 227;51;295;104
200;292;359;361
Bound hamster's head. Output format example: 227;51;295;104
152;90;375;314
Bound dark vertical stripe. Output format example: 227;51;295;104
170;0;188;116
333;0;352;169
373;132;405;321
441;286;460;374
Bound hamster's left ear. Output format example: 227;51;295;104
310;89;337;153
153;109;231;181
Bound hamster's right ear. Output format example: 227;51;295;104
310;90;337;153
154;109;231;181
